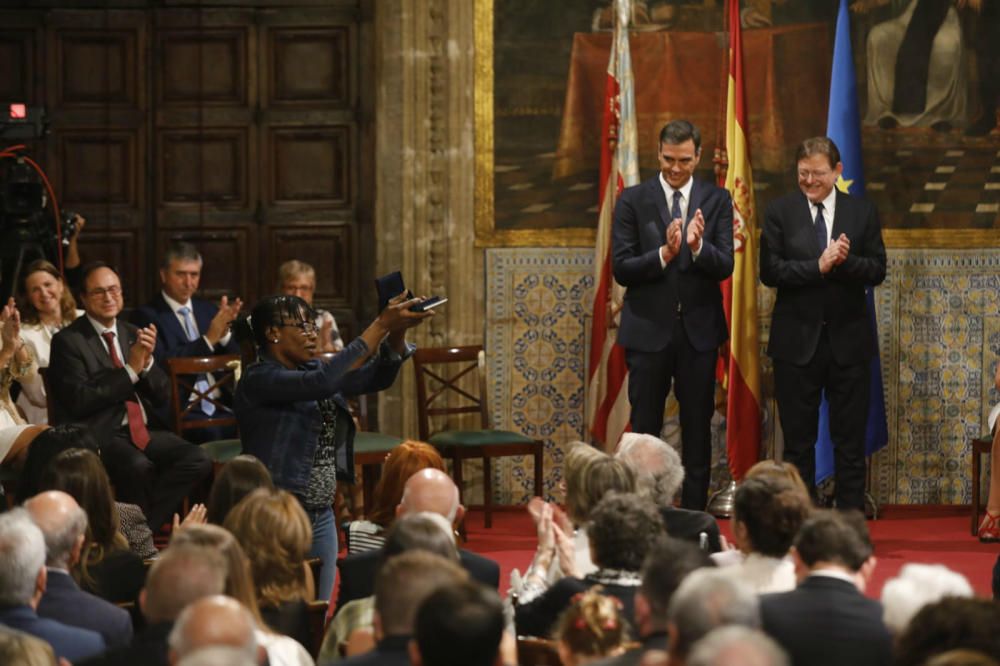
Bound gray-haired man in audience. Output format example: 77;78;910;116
167;595;263;666
666;568;760;666
687;626;788;666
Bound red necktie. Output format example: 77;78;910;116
101;330;151;450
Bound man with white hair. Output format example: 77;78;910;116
0;508;106;662
881;563;973;635
26;490;133;648
666;569;760;666
167;595;263;666
616;433;721;552
688;627;788;666
335;469;500;611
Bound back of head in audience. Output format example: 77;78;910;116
893;598;1000;666
588;492;664;571
24;490;88;570
167;595;261;666
398;468;464;526
176;646;259;666
554;588;629;665
16;425;99;504
881;563;973;635
0;509;47;608
924;650;1000;666
744;460;810;500
410;580;505;666
205;455;274;526
667;569;760;661
636;537;715;636
615;432;684;505
565;447;635;525
0;627;57;666
141;544;227;624
792;509;873;577
224;488;312;607
169;524;265;629
733;477;811;558
369;441;446;529
378;511;459;568
686;626;788;666
375;550;468;639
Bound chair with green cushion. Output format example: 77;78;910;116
200;438;243;473
413;345;543;528
342;390;404;513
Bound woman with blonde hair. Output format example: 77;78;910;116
170;524;314;665
554;589;630;665
0;298;45;464
345;439;446;554
225;488;315;649
15;259;83;424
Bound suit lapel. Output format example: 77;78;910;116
81;319;114;370
799;193;823;256
155;293;189;344
830;190;847;242
651;177;671;234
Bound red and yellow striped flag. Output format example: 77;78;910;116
587;0;639;449
719;0;761;479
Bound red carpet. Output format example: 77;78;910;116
461;505;999;599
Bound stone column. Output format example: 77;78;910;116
374;0;482;439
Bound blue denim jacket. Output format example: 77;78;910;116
234;337;412;496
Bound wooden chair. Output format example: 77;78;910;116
413;345;543;528
306;599;330;658
970;435;993;536
165;355;242;470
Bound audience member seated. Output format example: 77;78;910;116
880;563;973;636
976;359;1000;542
170;523;314;666
744;460;811;499
176;646;258;666
686;626;789;666
515;492;664;639
717;477;811;594
18;425;164;560
666;569;760;666
0;626;60;666
25;490;133;648
595;536;714;666
336;469;499;612
0;298;46;466
615;433;721;552
334;550;468;666
16;259;84;425
225;488;315;652
759;510;891;666
234;293;429;601
924;650;999;666
522;443;635;592
167;595;262;666
0;508;105;663
37;448;146;605
81;543;227;666
409;580;506;666
48;262;212;531
205;454;275;526
322;511;458;662
131;242;242;439
892;597;1000;666
554;588;630;666
278;260;344;353
345;440;445;554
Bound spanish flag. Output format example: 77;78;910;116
719;0;761;479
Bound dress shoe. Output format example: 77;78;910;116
977;510;1000;543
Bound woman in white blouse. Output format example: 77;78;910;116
15;259;83;424
1;297;45;463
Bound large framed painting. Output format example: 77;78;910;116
475;0;1000;249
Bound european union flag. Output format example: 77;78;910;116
816;0;889;484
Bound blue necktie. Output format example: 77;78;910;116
177;306;215;416
814;202;827;252
671;190;683;222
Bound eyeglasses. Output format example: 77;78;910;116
282;320;318;334
87;285;122;298
797;170;833;180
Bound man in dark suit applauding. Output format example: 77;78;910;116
131;242;242;437
612;120;734;510
760;137;886;511
48;262;211;530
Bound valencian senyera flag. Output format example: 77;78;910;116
716;0;762;480
587;0;640;450
816;0;889;483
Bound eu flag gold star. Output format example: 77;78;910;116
836;175;854;194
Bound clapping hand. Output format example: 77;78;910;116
127;324;157;374
819;233;850;274
662;219;682;264
687;208;705;252
206;295;243;345
1;297;20;347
